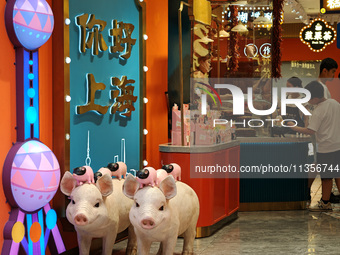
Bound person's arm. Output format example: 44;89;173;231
286;122;315;135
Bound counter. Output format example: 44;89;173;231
238;136;313;211
159;141;240;237
159;140;240;153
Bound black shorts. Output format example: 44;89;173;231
317;150;340;179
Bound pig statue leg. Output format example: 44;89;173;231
156;243;163;255
77;233;92;255
102;229;118;255
126;225;137;255
161;236;177;255
181;221;197;255
136;236;152;255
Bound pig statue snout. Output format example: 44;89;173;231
136;169;149;179
74;213;88;226
141;216;156;229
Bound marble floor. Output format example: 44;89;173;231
113;210;340;255
111;176;340;255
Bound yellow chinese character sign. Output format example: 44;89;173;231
299;18;336;52
320;0;340;13
66;0;145;172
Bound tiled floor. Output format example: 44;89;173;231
111;176;340;254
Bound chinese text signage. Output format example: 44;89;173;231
68;0;144;171
300;18;336;52
320;0;340;13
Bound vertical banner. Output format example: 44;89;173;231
67;0;144;172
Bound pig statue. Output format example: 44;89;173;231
60;172;137;255
156;169;169;184
73;166;95;185
107;162;127;180
161;163;181;181
136;167;157;188
123;174;199;255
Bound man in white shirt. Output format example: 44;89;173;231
318;57;338;99
316;58;338;202
288;81;340;211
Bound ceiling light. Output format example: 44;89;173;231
231;1;247;6
231;21;248;32
253;15;272;25
214;29;230;38
198;36;214;43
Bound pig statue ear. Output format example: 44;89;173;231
60;171;77;196
96;174;113;197
159;175;177;200
123;174;140;199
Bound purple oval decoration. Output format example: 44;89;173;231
3;140;60;213
5;0;54;50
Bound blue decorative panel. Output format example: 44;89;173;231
68;0;144;172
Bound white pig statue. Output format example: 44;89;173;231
123;174;199;255
60;171;137;255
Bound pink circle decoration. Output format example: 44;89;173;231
6;0;54;50
3;140;60;212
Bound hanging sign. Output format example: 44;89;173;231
65;0;145;172
320;0;340;14
299;18;336;52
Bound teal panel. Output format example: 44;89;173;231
69;0;142;172
240;142;310;203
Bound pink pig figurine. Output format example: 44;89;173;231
73;166;95;185
136;167;157;188
94;167;112;182
162;163;181;181
107;162;127;180
156;169;169;185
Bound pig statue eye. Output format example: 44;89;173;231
136;202;140;207
94;203;100;208
159;206;164;211
71;199;75;205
